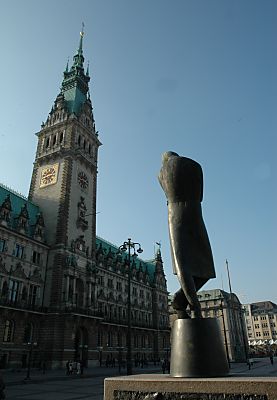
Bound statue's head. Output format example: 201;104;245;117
162;151;179;164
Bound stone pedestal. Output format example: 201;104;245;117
104;374;277;400
170;317;229;377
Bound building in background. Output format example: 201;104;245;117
169;288;248;362
243;301;277;355
0;31;170;369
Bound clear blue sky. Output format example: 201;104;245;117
0;0;276;304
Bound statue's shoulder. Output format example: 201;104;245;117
168;156;202;171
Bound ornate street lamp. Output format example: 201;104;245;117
25;341;38;380
119;238;143;375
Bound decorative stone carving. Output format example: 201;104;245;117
15;203;29;234
12;262;27;280
33;212;45;241
71;235;88;255
66;254;78;267
76;196;88;231
0;194;12;226
29;268;43;284
0;256;7;274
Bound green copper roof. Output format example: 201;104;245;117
60;28;90;115
0;183;42;238
96;236;156;282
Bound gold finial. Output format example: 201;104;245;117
80;22;85;37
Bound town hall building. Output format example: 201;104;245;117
0;31;170;369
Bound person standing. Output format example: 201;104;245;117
0;372;5;400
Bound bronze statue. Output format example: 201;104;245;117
159;151;215;319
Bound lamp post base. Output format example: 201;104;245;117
170;317;229;377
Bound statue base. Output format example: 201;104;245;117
170;317;229;377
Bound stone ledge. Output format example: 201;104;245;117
104;374;277;400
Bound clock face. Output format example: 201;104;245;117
40;164;59;188
78;171;89;190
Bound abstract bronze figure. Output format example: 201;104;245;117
159;151;215;319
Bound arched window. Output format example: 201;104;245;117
21;286;27;301
59;132;64;143
97;329;103;346
107;332;112;347
23;322;33;343
3;320;14;342
1;281;8;298
83;140;86;150
46;137;50;148
78;135;81;147
53;135;57;146
76;278;84;307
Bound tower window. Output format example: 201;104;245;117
32;251;41;265
29;285;40;307
83;140;86;150
59;132;64;143
78;135;81;146
0;239;6;252
46;137;50;148
14;244;24;259
9;280;20;302
53;135;57;146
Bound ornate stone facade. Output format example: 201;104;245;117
0;32;170;369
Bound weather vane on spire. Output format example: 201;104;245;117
80;22;85;37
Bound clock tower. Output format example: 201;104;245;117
29;28;101;308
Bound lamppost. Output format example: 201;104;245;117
97;346;103;367
79;344;88;368
119;238;143;375
220;298;230;367
116;346;124;373
25;341;38;380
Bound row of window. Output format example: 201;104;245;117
97;330;156;348
99;275;152;300
254;323;276;329
0;239;42;265
1;279;40;306
98;302;153;323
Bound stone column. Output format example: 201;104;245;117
65;275;70;302
88;281;92;306
73;277;76;305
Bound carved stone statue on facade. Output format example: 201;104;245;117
159;151;215;318
76;196;88;231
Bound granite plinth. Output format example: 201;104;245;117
104;374;277;400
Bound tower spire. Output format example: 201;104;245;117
78;22;85;56
58;26;90;115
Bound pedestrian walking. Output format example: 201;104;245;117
0;372;5;400
161;359;166;374
76;361;81;375
269;354;274;365
69;360;73;375
166;359;170;374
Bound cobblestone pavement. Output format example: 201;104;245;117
3;358;277;400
